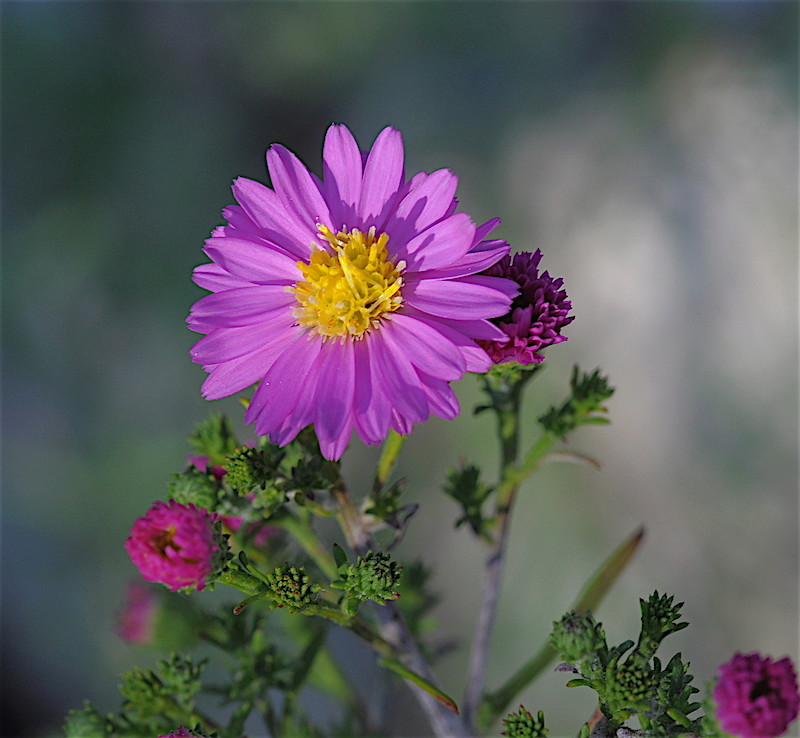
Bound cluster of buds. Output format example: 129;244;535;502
331;546;402;615
501;705;549;738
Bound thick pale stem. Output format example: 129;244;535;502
464;372;553;732
334;478;468;736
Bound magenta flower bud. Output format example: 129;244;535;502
124;500;222;592
713;651;800;738
115;581;158;645
478;250;573;365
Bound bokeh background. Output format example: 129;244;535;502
2;2;798;736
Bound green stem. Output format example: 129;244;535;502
373;429;406;496
464;373;543;730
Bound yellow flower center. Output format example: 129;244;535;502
292;225;405;340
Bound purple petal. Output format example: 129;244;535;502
191;314;294;364
188;286;294;332
401;310;495;372
204;238;301;285
246;334;322;433
371;333;428;424
353;340;391;445
404;275;514;320
313;341;356;459
401;212;475;271
418;373;460;419
266;145;332;236
382;314;465;381
192;263;251;292
383;168;458;249
232;177;316;260
474;217;502;242
199;330;296;400
322;124;363;231
358;127;405;227
415;238;510;280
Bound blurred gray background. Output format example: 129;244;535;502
1;2;798;736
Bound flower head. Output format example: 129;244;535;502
188;124;516;459
478;250;573;365
712;652;800;738
124;500;223;592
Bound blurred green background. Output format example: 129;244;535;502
2;2;798;736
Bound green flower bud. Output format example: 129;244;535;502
637;591;688;657
550;610;607;663
224;446;276;493
331;550;402;609
265;565;322;613
605;661;658;715
502;705;549;738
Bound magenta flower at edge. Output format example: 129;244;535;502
115;581;158;645
478;250;573;365
713;652;800;738
125;500;219;592
159;729;196;738
188;124;517;460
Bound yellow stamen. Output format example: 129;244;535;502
291;225;405;340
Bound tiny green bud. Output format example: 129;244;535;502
265;565;322;613
605;661;658;715
637;591;688;657
224;446;276;494
550;610;607;663
331;550;402;609
501;705;549;738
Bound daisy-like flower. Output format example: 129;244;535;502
124;500;223;592
712;652;800;738
478;250;573;365
188;124;517;459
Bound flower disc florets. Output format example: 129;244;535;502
478;250;573;365
712;652;800;738
125;500;226;592
188;124;519;459
293;225;404;339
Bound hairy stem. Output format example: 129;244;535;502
464;371;551;732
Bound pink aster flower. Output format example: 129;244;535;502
115;581;158;645
159;729;196;738
124;500;220;592
188;124;517;459
478;250;573;365
713;652;800;738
